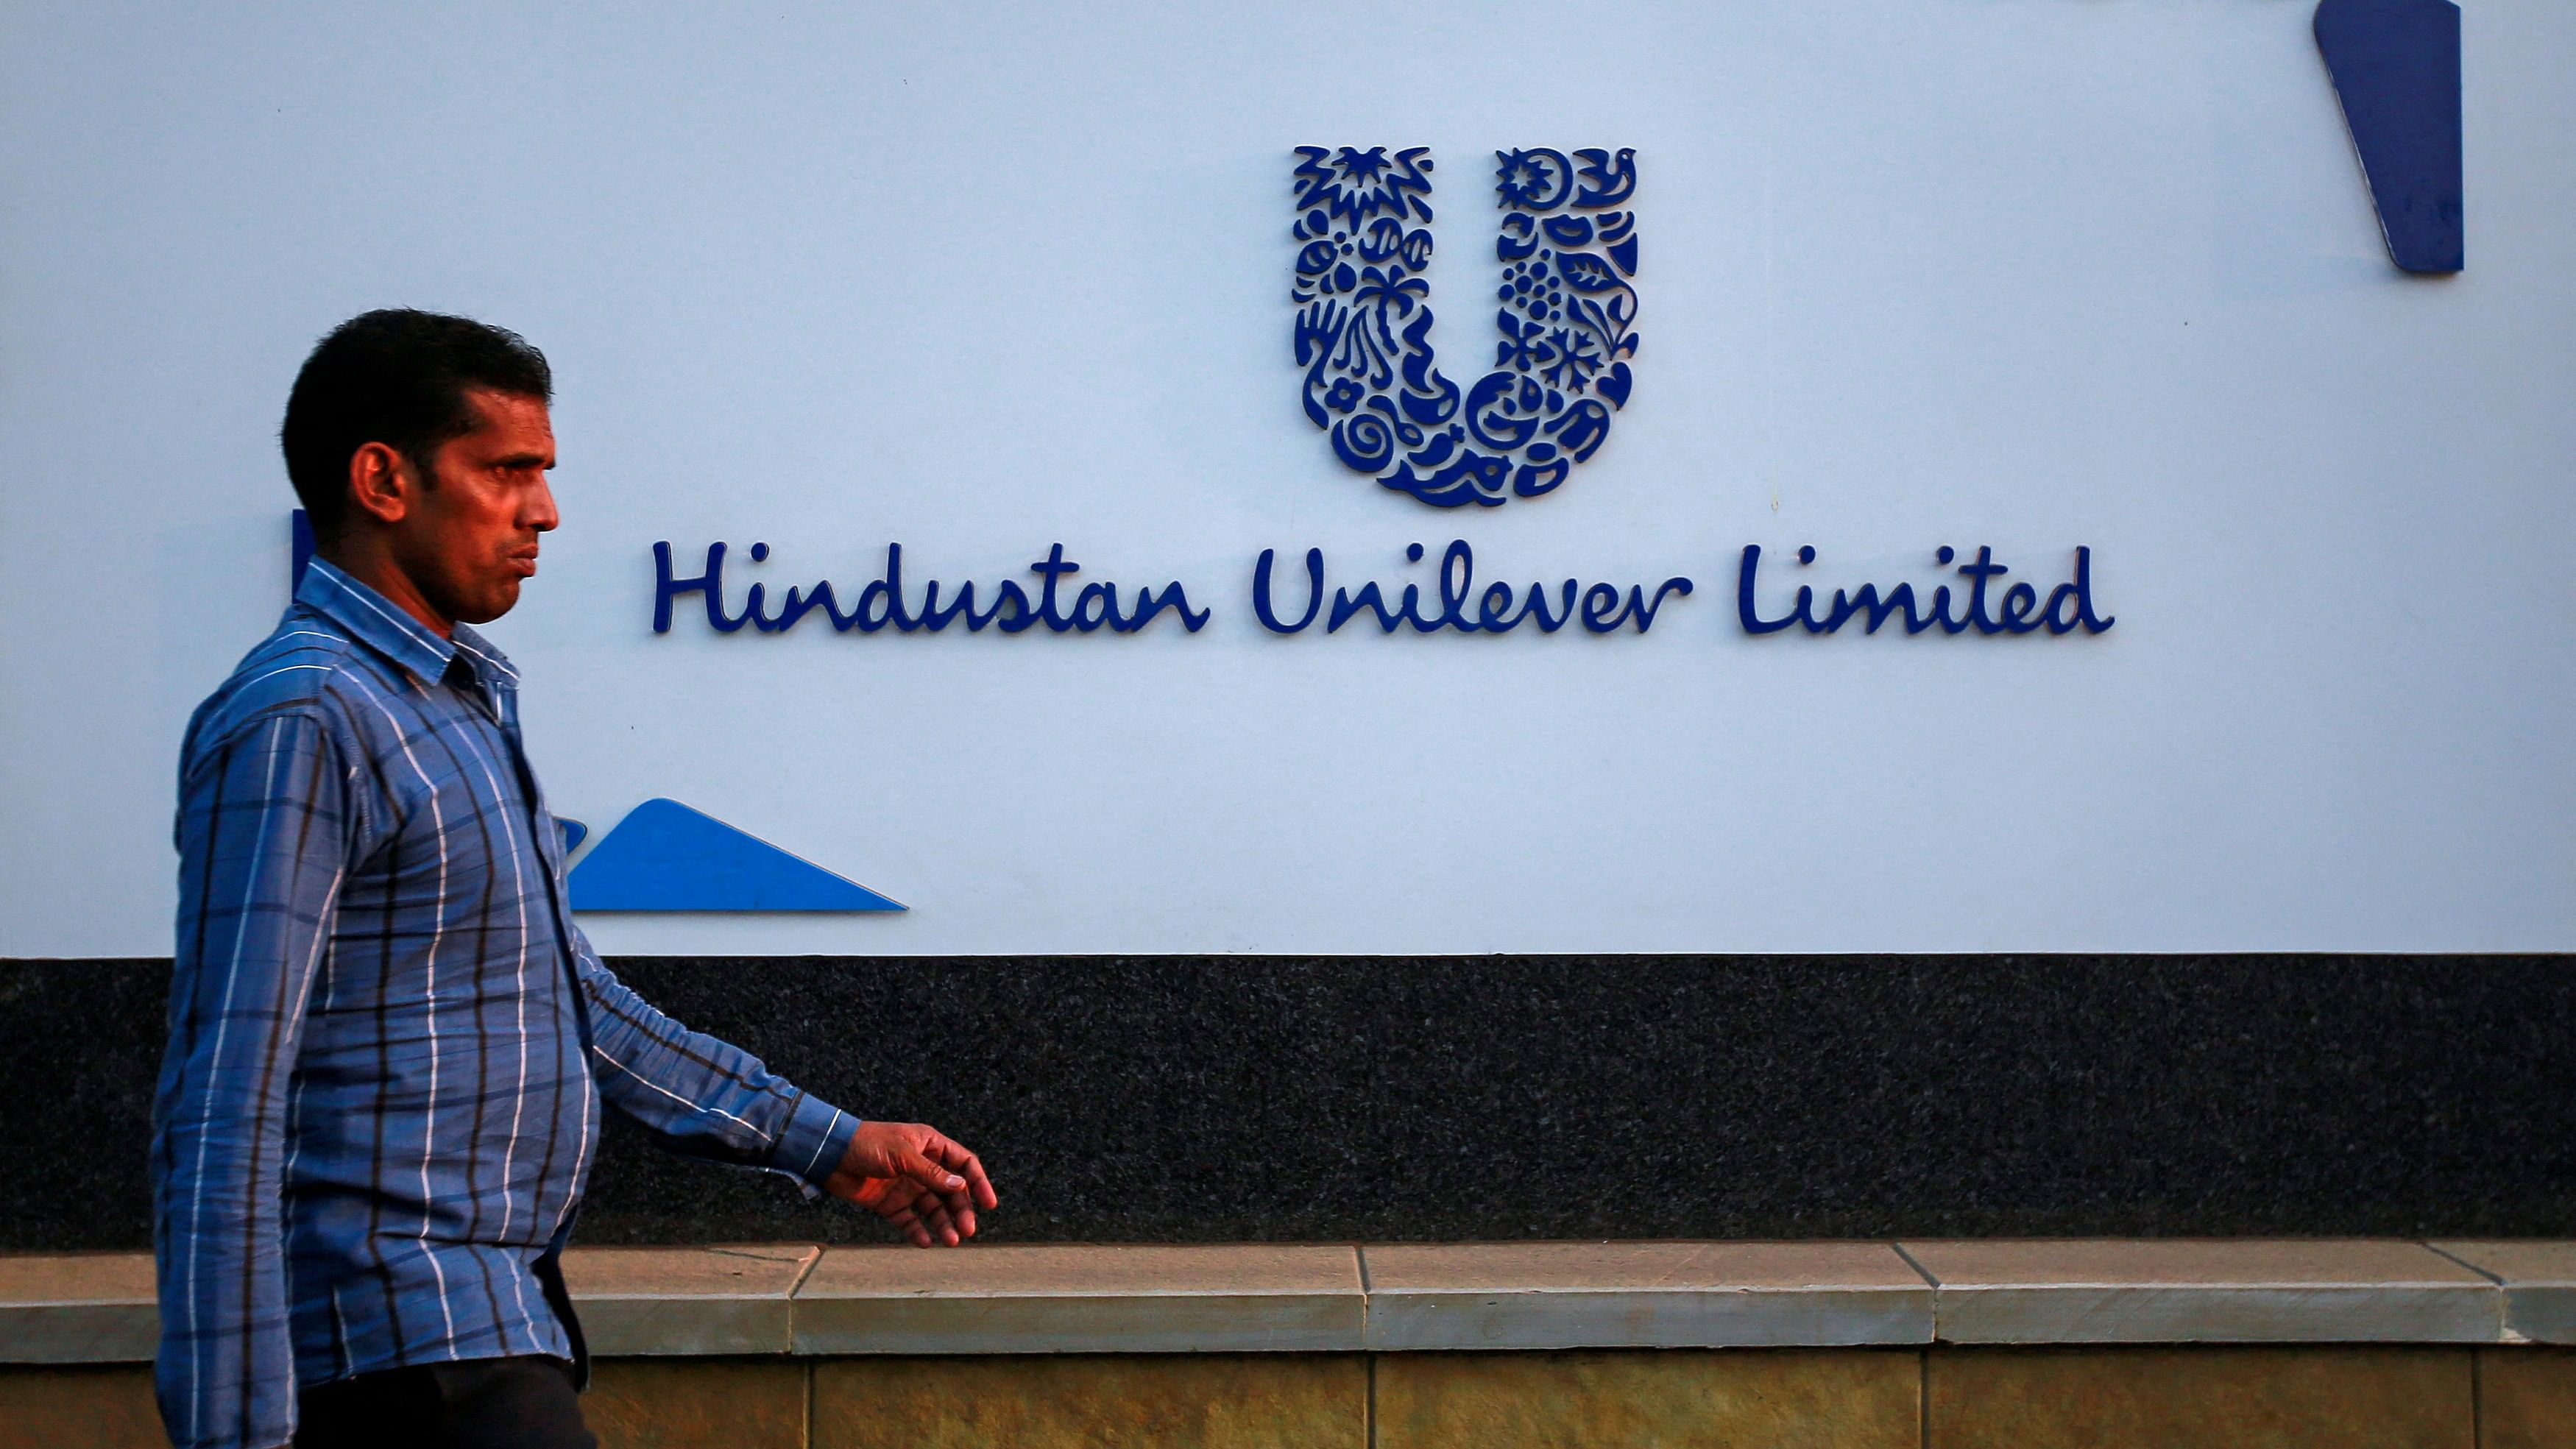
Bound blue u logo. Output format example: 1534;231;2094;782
1292;146;1640;509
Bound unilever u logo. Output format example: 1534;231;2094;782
1293;146;1640;509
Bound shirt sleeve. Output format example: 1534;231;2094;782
570;924;860;1195
154;709;354;1449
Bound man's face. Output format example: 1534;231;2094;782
390;388;559;626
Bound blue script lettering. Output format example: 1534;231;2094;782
652;542;1211;635
1253;540;1692;635
1736;545;2114;637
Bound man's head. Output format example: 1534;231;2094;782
282;309;559;630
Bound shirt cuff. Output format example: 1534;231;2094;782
774;1093;862;1192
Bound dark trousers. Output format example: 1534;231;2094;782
295;1356;595;1449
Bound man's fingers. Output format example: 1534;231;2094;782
884;1205;930;1248
892;1190;970;1247
925;1135;1000;1210
840;1125;990;1244
897;1149;969;1195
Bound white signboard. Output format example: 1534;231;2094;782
3;1;2569;955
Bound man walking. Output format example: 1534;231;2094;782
154;310;996;1449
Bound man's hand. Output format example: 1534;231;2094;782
824;1121;999;1248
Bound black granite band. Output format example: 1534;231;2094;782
6;954;2570;1251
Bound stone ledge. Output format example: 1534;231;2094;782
559;1244;818;1356
0;1254;155;1364
2435;1241;2576;1345
1905;1239;2501;1344
795;1244;1366;1355
1361;1241;1932;1350
7;1239;2562;1364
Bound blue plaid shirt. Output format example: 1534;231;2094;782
155;560;860;1449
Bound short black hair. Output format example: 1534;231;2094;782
280;309;553;536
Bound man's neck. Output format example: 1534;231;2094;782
316;539;456;640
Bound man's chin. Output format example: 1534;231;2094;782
455;579;523;626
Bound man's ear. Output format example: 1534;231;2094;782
345;442;414;527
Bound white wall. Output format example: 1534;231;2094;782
4;0;2570;957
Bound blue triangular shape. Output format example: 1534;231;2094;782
2315;0;2463;273
567;798;905;912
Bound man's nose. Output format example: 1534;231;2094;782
526;476;560;533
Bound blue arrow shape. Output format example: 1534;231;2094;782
567;798;905;912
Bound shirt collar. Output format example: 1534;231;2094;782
297;558;520;692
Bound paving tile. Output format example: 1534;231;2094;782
1361;1242;1932;1350
1903;1240;2497;1343
2479;1347;2576;1449
0;1364;168;1449
561;1244;818;1356
1925;1346;2470;1449
794;1245;1364;1354
584;1358;808;1448
2431;1241;2576;1343
0;1253;158;1363
810;1353;1364;1448
1373;1348;1918;1449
